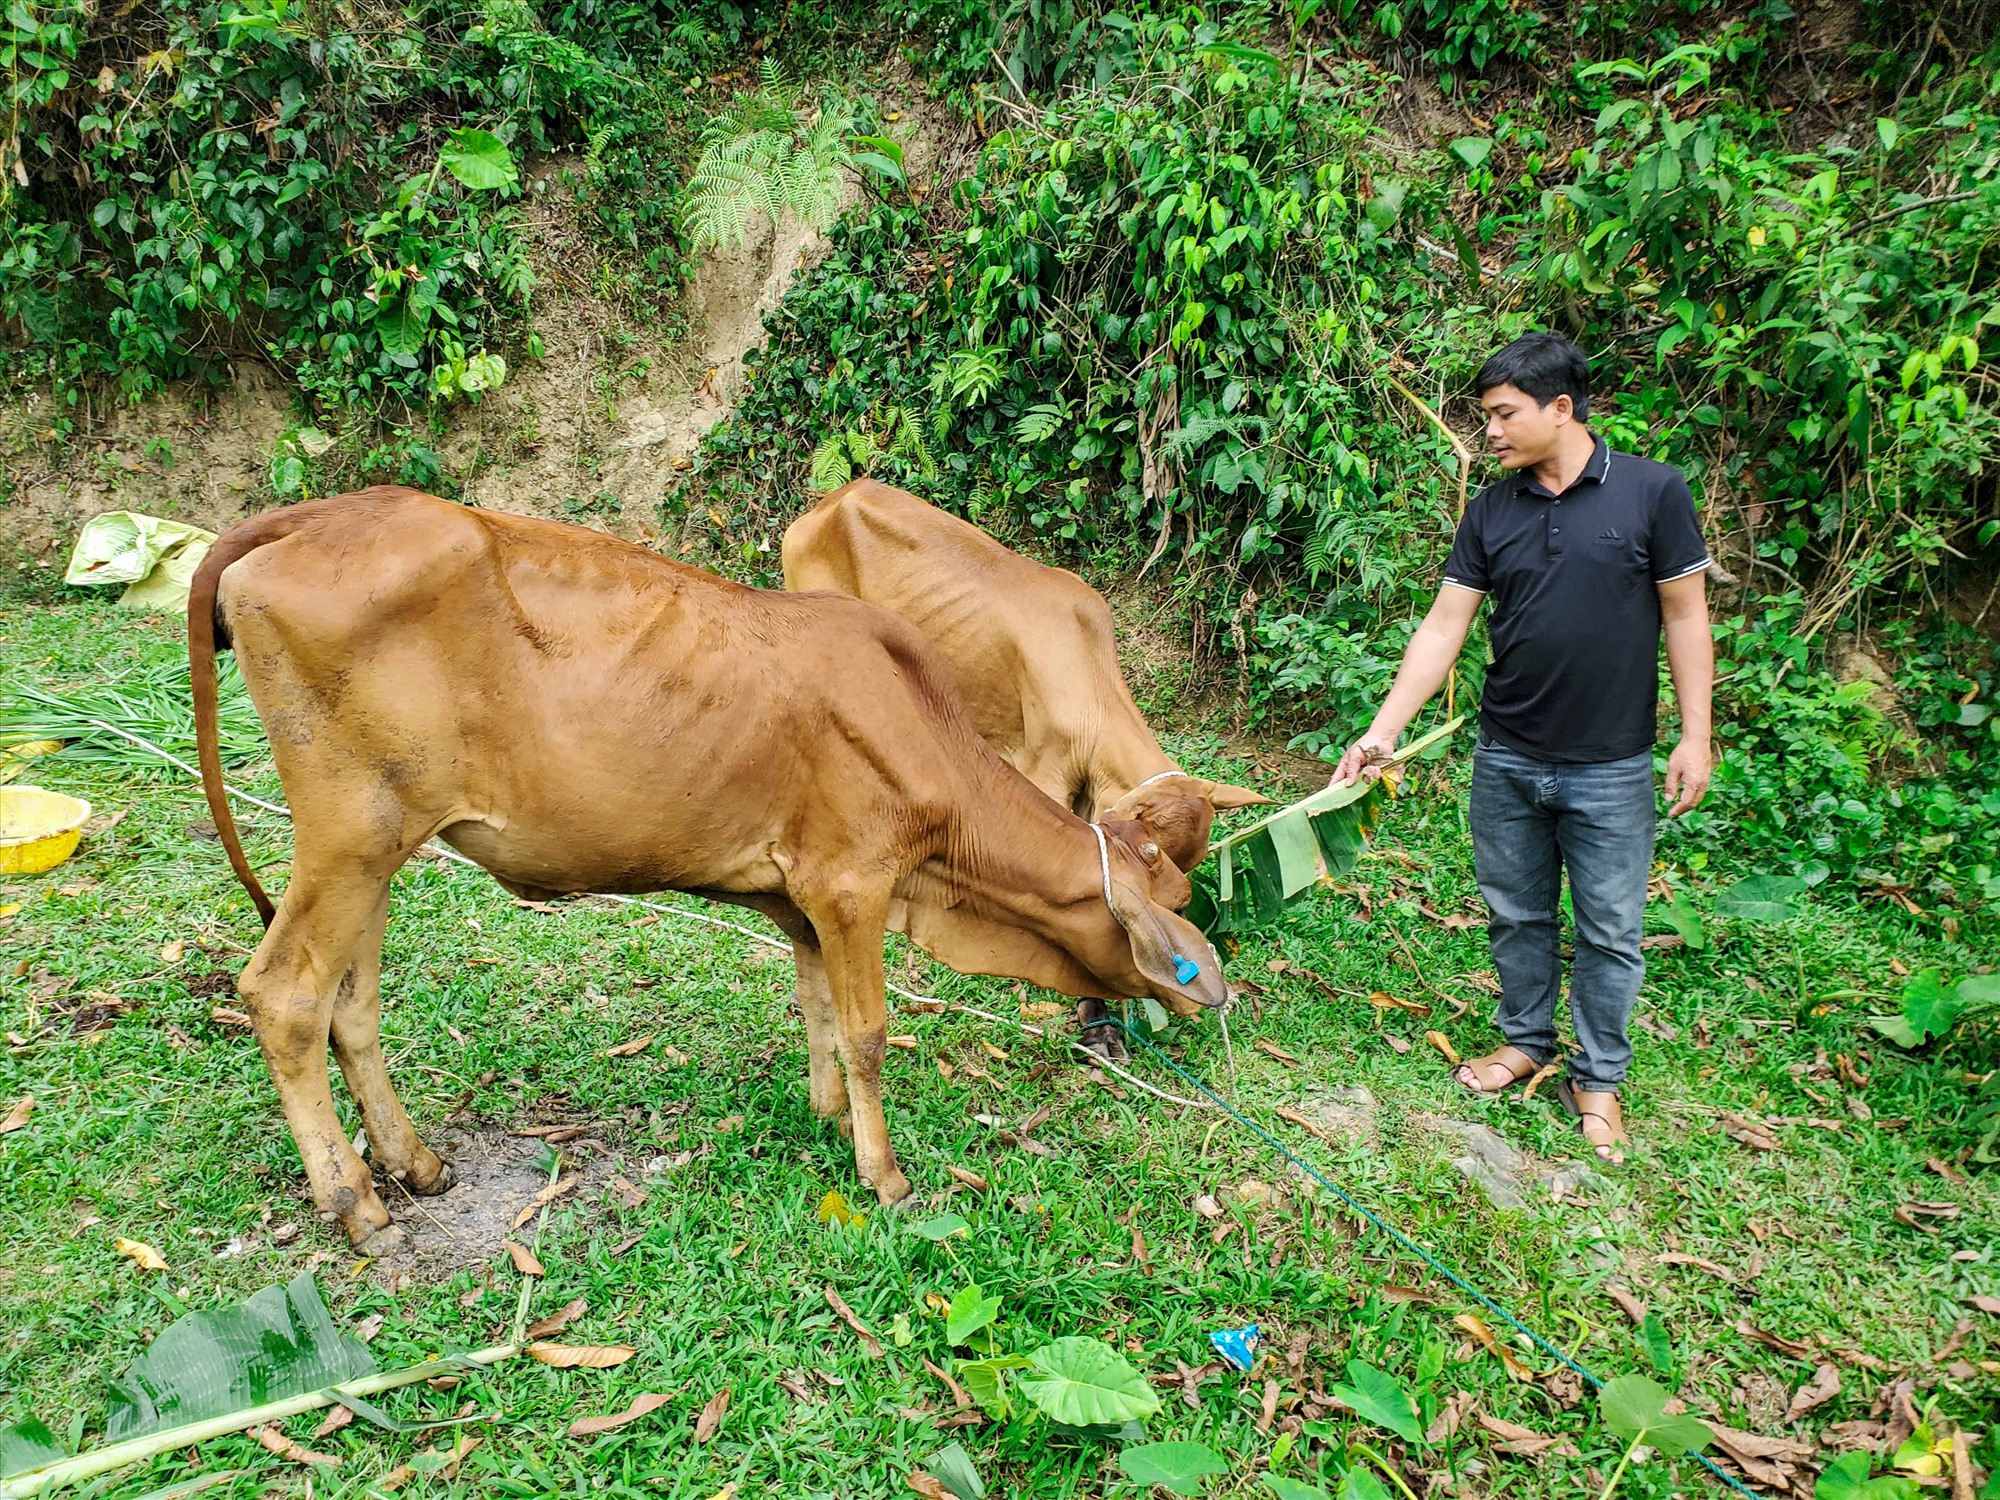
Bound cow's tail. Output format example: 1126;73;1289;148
188;507;316;928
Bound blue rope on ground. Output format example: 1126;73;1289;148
1112;1019;1763;1500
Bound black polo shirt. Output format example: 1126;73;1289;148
1442;436;1710;764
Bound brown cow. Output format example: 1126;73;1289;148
782;479;1266;1059
189;488;1227;1253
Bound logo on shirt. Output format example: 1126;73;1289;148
1598;528;1622;540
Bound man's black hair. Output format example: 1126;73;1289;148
1475;333;1591;422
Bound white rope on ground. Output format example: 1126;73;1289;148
94;721;1217;1111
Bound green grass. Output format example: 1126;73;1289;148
2;598;1995;1500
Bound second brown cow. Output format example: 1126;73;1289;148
783;479;1265;1059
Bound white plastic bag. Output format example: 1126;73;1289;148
63;511;217;612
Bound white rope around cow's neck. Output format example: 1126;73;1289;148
1130;769;1187;793
1088;821;1116;910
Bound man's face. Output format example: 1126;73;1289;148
1479;382;1570;470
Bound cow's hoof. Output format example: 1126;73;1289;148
410;1158;457;1197
836;1111;855;1142
354;1222;410;1257
870;1168;913;1206
1080;1023;1129;1064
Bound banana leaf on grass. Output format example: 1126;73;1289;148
0;1272;508;1499
1187;718;1462;937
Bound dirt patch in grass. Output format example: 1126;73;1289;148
378;1121;624;1279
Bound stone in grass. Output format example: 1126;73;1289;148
1287;1085;1381;1149
1418;1115;1612;1213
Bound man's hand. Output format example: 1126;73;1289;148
1664;737;1712;817
1330;730;1398;788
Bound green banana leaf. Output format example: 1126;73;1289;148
1188;717;1463;936
105;1271;376;1440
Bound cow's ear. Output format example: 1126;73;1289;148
1204;780;1271;810
1105;879;1229;1011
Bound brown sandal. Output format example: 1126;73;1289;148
1554;1078;1627;1165
1453;1045;1543;1095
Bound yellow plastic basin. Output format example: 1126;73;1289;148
0;786;93;875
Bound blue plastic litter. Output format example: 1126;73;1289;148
1209;1323;1259;1371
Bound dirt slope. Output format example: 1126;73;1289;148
0;74;957;565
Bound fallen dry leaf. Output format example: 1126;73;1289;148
945;1165;989;1192
1657;1251;1735;1281
981;1041;1009;1062
567;1392;672;1437
1719;1113;1782;1152
1455;1313;1539;1381
907;1474;954;1500
1968;1295;2000;1317
816;1189;866;1228
1606;1285;1648;1325
1737;1318;1815;1360
114;1237;167;1272
1425;1030;1463;1066
525;1297;588;1339
692;1386;730;1444
937;1059;955;1081
1543;1367;1585;1409
824;1286;885;1357
312;1404;355;1439
715;1115;745;1133
1369;990;1432;1016
1020;1000;1066;1022
1477;1412;1579;1458
1893;1200;1960;1233
505;1241;546;1277
1427;1389;1478;1442
1787;1364;1842;1421
1254;1039;1300;1065
1381;1284;1442;1306
605;1033;655;1058
0;1095;33;1134
1384;1034;1413;1054
352;1313;384;1344
159;939;185;964
661;1044;691;1065
923;1357;975;1411
211;1007;253;1028
885;1035;918;1050
1935;1319;1973;1361
253;1425;340;1468
527;1342;636;1369
511;1174;582;1229
1274;1106;1329;1141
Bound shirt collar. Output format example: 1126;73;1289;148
1513;435;1610;499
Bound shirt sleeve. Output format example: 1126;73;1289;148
1650;471;1711;582
1441;502;1489;593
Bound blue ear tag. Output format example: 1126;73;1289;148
1210;1323;1260;1371
1173;954;1200;984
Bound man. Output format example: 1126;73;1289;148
1331;333;1714;1163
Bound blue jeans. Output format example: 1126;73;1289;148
1468;736;1656;1093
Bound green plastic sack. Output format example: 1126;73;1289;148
63;510;216;612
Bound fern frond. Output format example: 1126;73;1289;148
1012;401;1066;443
759;56;793;104
811;436;854;492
